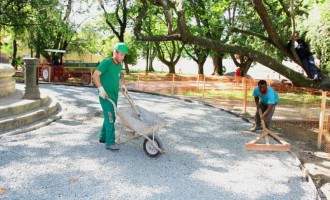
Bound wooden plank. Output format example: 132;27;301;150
245;108;291;151
318;91;327;149
245;143;291;151
267;130;291;145
265;135;269;144
258;109;266;129
246;131;269;144
243;77;247;113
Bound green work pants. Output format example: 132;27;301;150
99;97;117;146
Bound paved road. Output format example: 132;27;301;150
0;83;318;199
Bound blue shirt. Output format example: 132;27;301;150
253;86;279;104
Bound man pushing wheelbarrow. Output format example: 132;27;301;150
92;43;166;157
92;42;129;151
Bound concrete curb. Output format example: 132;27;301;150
0;104;63;138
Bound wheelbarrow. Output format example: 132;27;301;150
107;91;167;157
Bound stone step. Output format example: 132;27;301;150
0;89;50;118
0;96;60;133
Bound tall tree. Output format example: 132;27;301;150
1;0;36;67
156;41;184;74
1;0;79;64
183;0;210;75
98;0;130;74
35;0;75;63
145;41;157;72
134;0;329;89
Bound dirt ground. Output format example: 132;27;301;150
271;121;330;199
212;98;330;199
157;85;330;199
177;94;330;199
41;77;330;198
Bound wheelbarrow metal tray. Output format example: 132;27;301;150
117;105;167;136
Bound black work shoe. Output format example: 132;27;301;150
105;144;120;151
99;140;105;143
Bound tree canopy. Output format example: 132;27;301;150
1;0;330;89
134;0;330;89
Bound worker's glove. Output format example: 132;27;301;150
121;85;128;93
98;86;107;99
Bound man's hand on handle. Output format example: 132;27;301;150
121;85;128;93
98;86;108;99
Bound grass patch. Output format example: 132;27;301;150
182;90;328;106
123;72;328;106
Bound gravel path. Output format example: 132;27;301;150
0;84;318;199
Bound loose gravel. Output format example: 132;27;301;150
0;84;318;199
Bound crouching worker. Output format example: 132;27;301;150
92;42;129;151
250;80;279;132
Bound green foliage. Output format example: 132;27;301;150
125;39;138;65
9;56;24;66
1;0;78;62
2;0;328;86
70;20;106;55
297;0;330;74
228;0;291;61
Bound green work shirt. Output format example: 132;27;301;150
97;57;123;100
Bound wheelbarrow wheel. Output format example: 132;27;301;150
143;134;163;158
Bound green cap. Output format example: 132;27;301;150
114;43;129;55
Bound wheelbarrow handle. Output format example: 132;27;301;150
121;90;141;118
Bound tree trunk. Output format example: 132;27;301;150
148;56;155;71
30;48;34;58
146;45;155;72
124;61;129;74
198;62;204;74
168;64;175;73
232;54;254;78
155;41;183;75
212;55;223;75
11;40;17;69
145;48;149;73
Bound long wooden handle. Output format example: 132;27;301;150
258;108;266;129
